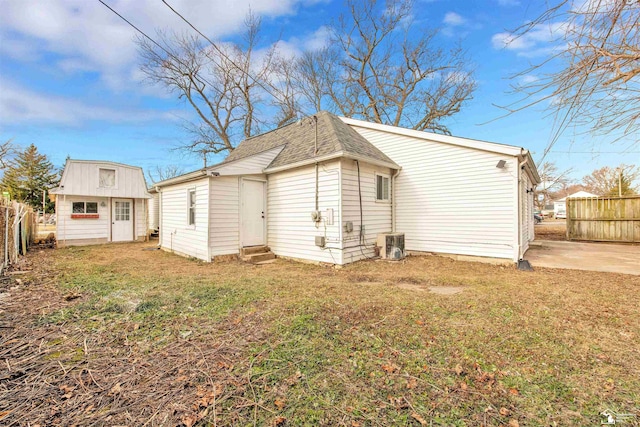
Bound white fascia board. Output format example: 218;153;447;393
340;117;525;157
154;170;208;188
263;151;399;174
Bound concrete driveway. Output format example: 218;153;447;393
525;240;640;276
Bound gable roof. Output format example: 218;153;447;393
50;159;151;198
556;190;599;201
340;116;541;184
221;111;399;171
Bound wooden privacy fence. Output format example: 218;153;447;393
0;199;37;274
566;196;640;242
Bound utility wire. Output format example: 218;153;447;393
97;0;224;97
161;0;310;119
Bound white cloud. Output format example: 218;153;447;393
491;22;571;57
443;12;466;26
497;0;521;6
0;0;318;91
0;81;179;126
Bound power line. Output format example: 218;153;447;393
97;0;224;97
161;0;309;119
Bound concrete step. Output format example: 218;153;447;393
242;252;276;264
241;245;270;256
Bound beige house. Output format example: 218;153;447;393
155;111;540;264
50;160;152;246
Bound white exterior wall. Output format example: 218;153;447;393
134;198;147;239
159;178;210;261
209;176;241;257
56;196;146;244
267;161;342;264
341;160;393;264
148;192;159;232
349;126;519;261
56;196;110;242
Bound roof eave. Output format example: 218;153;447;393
263;151;400;174
154;169;210;188
340;116;525;157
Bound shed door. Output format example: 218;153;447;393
241;180;266;247
112;198;134;242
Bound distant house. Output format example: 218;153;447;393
50;160;152;246
554;190;599;217
154;111;540;265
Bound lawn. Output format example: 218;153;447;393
1;242;638;426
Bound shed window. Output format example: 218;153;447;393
187;189;196;225
376;174;390;201
72;202;98;214
99;168;116;188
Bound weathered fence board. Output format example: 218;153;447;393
0;200;37;273
566;196;640;242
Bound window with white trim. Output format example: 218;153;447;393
187;189;196;225
99;168;116;188
72;201;98;214
375;174;390;201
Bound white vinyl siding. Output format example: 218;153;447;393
56;161;150;199
134;198;146;238
267;161;342;264
349;126;519;261
209;176;242;257
56;197;110;241
341;160;393;264
160;178;210;261
148;192;159;232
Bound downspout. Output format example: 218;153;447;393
391;168;401;232
517;155;529;260
63;194;66;247
314;115;319;213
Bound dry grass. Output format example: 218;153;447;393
534;221;567;241
1;242;639;426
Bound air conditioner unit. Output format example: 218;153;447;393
377;233;405;260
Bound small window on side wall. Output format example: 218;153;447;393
99;168;116;188
188;189;196;225
376;174;390;201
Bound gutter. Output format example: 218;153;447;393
154;169;214;188
264;151;399;174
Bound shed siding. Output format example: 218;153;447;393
56;196;110;241
267;161;342;264
160;178;210;261
209;176;241;256
349;126;518;260
134;198;147;239
58;162;150;199
341;160;393;264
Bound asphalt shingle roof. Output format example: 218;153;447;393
221;111;398;169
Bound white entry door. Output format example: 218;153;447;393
241;180;266;247
112;198;134;242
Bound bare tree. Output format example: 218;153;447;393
294;0;476;134
0;139;17;170
534;161;573;209
582;164;640;196
502;1;640;153
146;165;186;185
137;13;288;157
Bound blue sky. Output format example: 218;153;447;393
0;0;637;183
